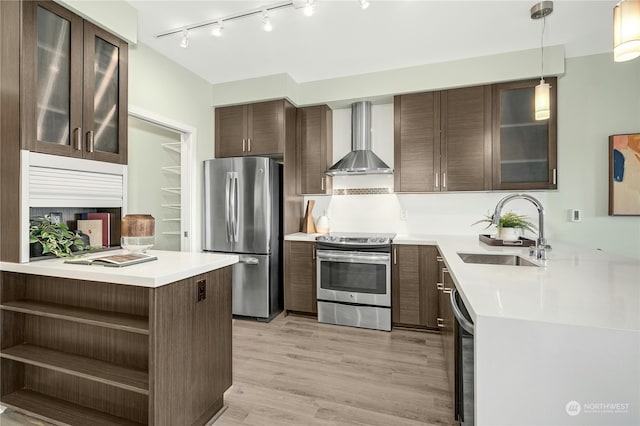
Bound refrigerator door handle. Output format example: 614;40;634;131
239;257;259;265
225;173;232;242
231;174;240;242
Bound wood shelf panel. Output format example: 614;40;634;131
1;344;149;395
0;300;149;335
1;389;145;426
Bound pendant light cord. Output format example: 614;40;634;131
540;16;546;81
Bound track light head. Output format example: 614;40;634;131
304;0;315;16
212;21;223;37
262;11;273;32
180;29;189;48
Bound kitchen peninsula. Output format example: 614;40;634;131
0;250;238;426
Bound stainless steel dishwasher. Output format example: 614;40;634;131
451;289;474;426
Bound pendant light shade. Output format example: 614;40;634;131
535;79;551;121
614;0;640;62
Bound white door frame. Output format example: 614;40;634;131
128;105;197;252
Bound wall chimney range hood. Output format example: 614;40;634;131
325;101;393;176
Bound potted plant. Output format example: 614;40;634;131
473;211;537;241
29;215;85;258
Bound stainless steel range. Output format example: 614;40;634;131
316;232;395;331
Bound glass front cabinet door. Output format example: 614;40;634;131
23;1;128;164
492;78;557;190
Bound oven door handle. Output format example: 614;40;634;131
316;250;390;263
450;289;474;334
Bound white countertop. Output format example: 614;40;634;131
285;232;640;332
397;234;640;332
284;232;321;241
0;250;239;288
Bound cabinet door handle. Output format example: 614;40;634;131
393;247;397;265
437;318;444;328
434;172;439;188
321;177;325;191
248;138;251;152
442;172;446;188
443;288;452;294
242;139;246;152
73;127;82;151
552;168;557;185
86;131;94;152
312;249;316;260
436;256;443;262
437;282;444;291
442;267;448;286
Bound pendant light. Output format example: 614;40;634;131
531;1;553;121
614;0;640;62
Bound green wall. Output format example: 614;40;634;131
128;43;214;252
548;53;640;258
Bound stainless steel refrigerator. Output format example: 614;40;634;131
203;157;282;321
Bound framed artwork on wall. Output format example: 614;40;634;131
609;133;640;216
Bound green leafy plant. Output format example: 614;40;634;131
472;211;537;234
29;215;84;258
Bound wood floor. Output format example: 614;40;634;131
1;314;455;426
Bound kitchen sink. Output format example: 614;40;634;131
458;253;539;267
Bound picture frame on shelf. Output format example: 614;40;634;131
49;212;63;224
609;133;640;216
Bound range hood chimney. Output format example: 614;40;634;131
325;101;393;176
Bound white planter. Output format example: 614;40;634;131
497;227;520;241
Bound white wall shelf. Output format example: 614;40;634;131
161;166;181;175
161;187;181;195
160;204;181;210
161;142;182;153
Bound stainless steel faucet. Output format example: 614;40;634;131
492;193;550;260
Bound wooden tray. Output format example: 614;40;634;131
479;234;536;247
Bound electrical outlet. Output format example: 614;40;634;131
400;210;408;221
197;280;206;301
569;209;581;222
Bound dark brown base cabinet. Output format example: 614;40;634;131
0;268;232;426
284;241;317;315
391;245;439;329
437;256;457;421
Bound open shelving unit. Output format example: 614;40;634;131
0;273;150;425
160;143;182;244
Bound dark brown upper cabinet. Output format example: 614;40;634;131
215;99;294;158
394;86;492;192
297;105;333;195
492;78;557;190
22;1;128;164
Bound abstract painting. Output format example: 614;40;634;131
609;134;640;216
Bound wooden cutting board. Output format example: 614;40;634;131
301;200;317;233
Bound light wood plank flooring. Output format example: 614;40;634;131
1;314;454;426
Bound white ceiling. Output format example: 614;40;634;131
128;0;618;85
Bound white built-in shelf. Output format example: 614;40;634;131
161;187;181;195
501;159;548;164
162;142;182;153
161;232;181;236
161;203;181;210
500;122;547;129
163;218;180;222
161;166;181;175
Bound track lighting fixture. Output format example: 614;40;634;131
262;11;273;32
158;0;359;43
211;21;223;37
530;1;553;121
304;0;315;17
180;29;189;48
